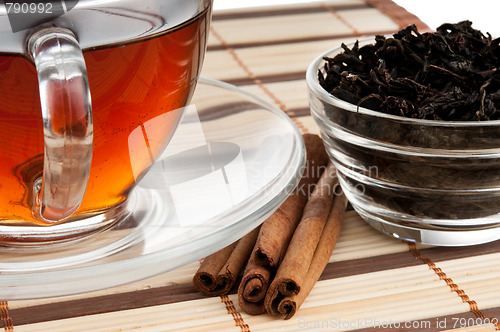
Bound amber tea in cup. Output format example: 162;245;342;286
0;0;212;245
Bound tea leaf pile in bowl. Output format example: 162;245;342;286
307;21;500;246
320;21;500;121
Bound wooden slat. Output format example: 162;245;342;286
212;0;368;21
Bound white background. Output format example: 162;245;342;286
213;0;500;37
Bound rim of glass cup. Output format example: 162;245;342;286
0;0;212;52
306;38;500;128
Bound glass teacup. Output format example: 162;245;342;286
0;0;212;245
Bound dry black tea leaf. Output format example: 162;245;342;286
319;21;500;121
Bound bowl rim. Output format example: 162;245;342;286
306;38;500;128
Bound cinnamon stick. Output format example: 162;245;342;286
265;165;347;319
237;256;272;315
238;134;329;315
193;226;260;296
253;133;329;267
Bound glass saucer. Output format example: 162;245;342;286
0;77;304;300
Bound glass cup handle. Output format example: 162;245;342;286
28;28;93;223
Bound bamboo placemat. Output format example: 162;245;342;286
2;1;500;331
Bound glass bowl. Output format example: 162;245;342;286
306;41;500;246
